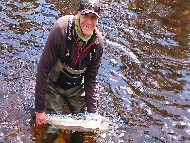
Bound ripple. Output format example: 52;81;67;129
0;0;190;142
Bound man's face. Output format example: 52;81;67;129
78;11;98;36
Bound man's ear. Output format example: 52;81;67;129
77;11;81;19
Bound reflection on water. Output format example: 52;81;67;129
0;0;190;142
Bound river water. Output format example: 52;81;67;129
0;0;190;142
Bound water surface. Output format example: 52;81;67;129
0;0;190;142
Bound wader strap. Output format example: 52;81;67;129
62;63;86;75
50;59;86;82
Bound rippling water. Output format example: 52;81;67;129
0;0;190;142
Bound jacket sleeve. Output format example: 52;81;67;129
35;20;65;113
84;44;103;113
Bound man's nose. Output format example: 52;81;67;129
85;17;93;24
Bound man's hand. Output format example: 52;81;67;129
35;111;46;125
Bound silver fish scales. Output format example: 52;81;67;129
45;112;117;133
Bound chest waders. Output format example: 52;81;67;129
45;16;93;114
46;61;86;114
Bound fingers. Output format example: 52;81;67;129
36;118;46;125
35;112;46;125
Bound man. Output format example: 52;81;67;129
35;0;103;125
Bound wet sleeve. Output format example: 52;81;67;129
84;45;103;113
35;22;64;113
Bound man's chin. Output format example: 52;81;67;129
83;31;93;36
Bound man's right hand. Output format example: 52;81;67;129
35;111;46;125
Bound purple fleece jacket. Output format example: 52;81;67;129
35;15;103;113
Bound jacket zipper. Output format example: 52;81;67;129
73;29;94;65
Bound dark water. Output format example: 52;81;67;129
0;0;190;142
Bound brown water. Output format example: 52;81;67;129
0;0;190;142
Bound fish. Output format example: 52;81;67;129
29;108;117;133
45;112;117;133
